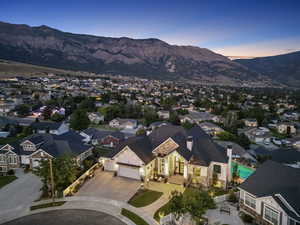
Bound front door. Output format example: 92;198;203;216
175;158;184;175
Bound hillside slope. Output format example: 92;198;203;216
0;21;260;83
235;51;300;86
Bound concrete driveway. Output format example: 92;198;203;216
0;169;42;223
77;170;141;202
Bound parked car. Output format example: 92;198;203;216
272;138;282;146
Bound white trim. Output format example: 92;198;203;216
0;144;14;151
152;137;179;154
112;146;144;164
275;194;300;218
244;192;256;210
29;149;53;158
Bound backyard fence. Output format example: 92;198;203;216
63;163;101;197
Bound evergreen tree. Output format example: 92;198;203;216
70;109;90;130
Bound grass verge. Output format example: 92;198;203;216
121;208;149;225
0;176;17;189
128;189;163;208
30;201;66;211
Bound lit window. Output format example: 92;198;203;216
194;167;201;176
245;193;256;209
264;206;279;225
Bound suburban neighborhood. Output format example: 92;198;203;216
0;74;299;225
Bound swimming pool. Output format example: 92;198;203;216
231;162;255;180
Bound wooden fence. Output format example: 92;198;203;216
63;163;101;197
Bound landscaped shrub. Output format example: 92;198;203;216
24;165;30;173
7;169;15;176
227;191;238;203
240;213;254;223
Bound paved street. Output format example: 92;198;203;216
0;169;42;223
2;209;126;225
77;170;141;201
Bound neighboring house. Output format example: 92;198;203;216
81;128;124;147
277;123;296;135
244;118;258;127
0;144;20;174
198;122;224;137
31;121;69;135
149;121;171;131
88;112;104;124
250;146;300;168
239;161;300;225
6;116;35;127
239;127;271;144
158;110;170;120
180;111;219;124
215;141;255;161
100;125;231;188
0;131;92;169
109;118;138;129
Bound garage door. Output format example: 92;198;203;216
118;165;141;180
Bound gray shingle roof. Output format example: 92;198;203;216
240;160;300;219
110;125;227;166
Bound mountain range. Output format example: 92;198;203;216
235;51;300;87
0;21;298;86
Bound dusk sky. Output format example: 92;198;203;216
1;0;299;57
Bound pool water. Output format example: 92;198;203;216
231;162;255;180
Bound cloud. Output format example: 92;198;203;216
212;37;300;57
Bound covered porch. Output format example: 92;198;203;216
146;151;188;185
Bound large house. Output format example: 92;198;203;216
0;131;93;171
100;125;232;188
239;161;300;225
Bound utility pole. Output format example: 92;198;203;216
49;158;55;203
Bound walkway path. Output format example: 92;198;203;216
140;182;185;218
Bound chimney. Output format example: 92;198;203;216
227;145;233;158
227;145;233;183
187;136;193;151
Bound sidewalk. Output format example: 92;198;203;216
1;196;158;225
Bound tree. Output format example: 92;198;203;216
78;98;95;112
169;191;185;220
15;104;30;116
42;106;52;120
168;189;216;224
70;109;90;130
136;128;146;136
182;121;194;129
169;112;180;125
51;113;65;122
35;155;78;197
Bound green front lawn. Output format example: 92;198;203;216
121;208;149;225
128;189;163;208
0;176;17;189
30;201;66;211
